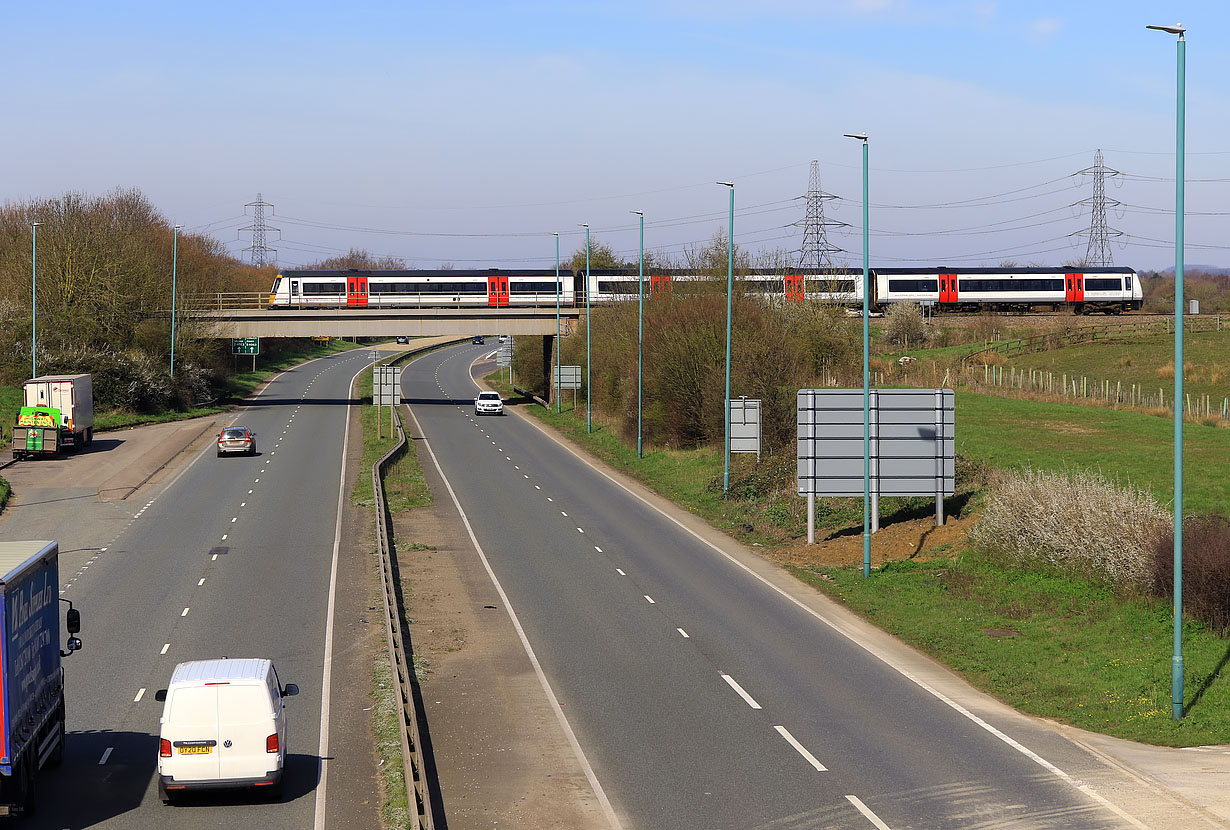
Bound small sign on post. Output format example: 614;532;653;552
554;365;582;390
232;338;259;355
729;397;761;461
373;365;401;406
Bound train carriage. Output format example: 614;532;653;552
874;266;1141;314
269;269;575;308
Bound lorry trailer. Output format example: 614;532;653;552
11;375;93;460
0;542;82;816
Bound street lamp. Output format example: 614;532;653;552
554;232;561;414
580;223;591;433
170;225;182;377
632;210;645;458
845;131;872;579
717;182;734;495
1147;20;1187;721
31;222;42;378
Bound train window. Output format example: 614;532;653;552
597;281;639;295
1084;278;1122;291
959;279;1063;293
887;279;938;293
1125;277;1132;290
301;282;344;295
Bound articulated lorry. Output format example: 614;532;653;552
0;542;82;816
11;375;93;460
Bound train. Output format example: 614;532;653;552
268;265;1142;315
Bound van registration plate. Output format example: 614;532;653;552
177;745;212;755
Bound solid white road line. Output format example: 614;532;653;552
774;725;826;771
846;795;891;829
721;674;762;710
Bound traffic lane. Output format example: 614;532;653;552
41;350;359;827
406;364;853;827
426;349;1140;828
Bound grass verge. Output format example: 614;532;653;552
497;379;1230;746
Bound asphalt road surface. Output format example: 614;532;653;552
403;343;1202;830
0;348;377;829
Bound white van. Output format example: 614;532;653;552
154;658;298;803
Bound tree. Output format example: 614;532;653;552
302;248;407;270
567;238;624;273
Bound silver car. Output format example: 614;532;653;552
474;392;504;416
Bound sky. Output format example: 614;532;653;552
5;1;1230;272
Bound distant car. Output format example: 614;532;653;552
474;391;504;416
217;426;257;457
395;336;409;344
472;335;485;345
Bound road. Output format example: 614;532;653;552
0;348;379;829
403;342;1214;830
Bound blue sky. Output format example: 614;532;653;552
5;1;1229;271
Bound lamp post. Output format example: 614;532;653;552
845;131;872;578
580;223;591;433
170;224;182;377
632;210;645;458
31;222;42;378
1147;21;1187;721
717;182;734;495
554;232;561;414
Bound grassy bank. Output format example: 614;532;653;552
502;382;1230;746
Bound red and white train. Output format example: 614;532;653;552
269;265;1142;315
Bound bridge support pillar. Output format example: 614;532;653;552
542;335;556;404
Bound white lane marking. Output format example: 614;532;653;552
616;569;626;576
240;502;246;508
99;747;113;765
775;725;827;771
535;485;541;490
231;517;237;523
547;497;553;502
161;644;170;655
524;474;529;479
134;688;146;703
678;628;689;638
560;511;567;516
594;546;603;553
644;595;655;604
514;411;1144;826
403;395;622;830
255;478;260;483
248;490;253;494
846;795;891;829
181;608;190;617
198;578;205;586
721;674;762;709
577;527;584;534
514;465;520;470
221;535;227;541
212;554;219;561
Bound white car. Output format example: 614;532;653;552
155;658;298;802
474;391;504;416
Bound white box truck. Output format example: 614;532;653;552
12;375;93;459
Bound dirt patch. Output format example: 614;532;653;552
763;509;978;570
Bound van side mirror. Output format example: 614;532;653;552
155;689;168;702
66;607;81;634
282;684;299;697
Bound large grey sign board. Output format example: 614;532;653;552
496;339;513;367
797;388;954;497
554;365;582;390
729;398;761;458
374;365;401;406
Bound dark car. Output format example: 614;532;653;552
217;426;257;457
472;335;485;344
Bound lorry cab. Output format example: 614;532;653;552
155;658;298;803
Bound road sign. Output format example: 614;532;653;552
496;339;513;367
373;365;401;406
232;338;259;355
729;398;761;459
554;365;582;390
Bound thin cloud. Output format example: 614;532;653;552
1027;16;1062;42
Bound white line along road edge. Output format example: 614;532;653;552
405;361;624;830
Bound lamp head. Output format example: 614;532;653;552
631;210;643;216
579;223;589;229
31;221;43;228
1146;23;1185;36
844;132;868;142
716;181;733;188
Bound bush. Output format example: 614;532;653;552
1149;514;1230;635
882;302;927;348
969;467;1168;589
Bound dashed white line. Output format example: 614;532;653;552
775;725;827;771
99;747;113;765
198;578;205;586
134;688;146;703
161;643;170;654
560;511;567;516
181;608;190;617
644;595;655;604
721;674;762;709
594;546;603;553
846;795;891;829
577;527;585;534
678;628;689;638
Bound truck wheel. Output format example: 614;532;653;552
85;427;93;446
19;756;36;816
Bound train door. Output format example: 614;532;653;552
650;274;671;297
784;274;805;302
938;273;959;306
487;274;509;307
1065;273;1084;303
347;274;368;308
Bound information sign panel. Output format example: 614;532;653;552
373;365;401;406
729;398;761;459
232;338;259;355
554;365;582;390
